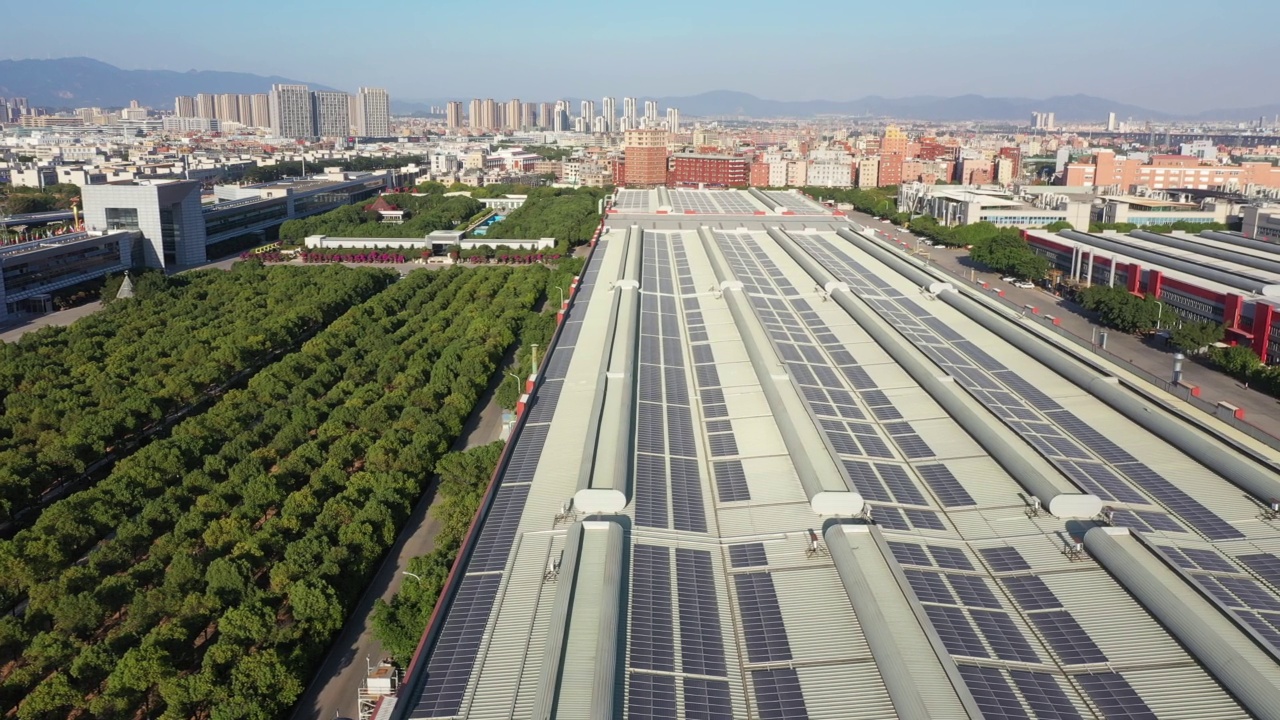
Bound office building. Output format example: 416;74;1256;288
665;107;679;134
1062;151;1280;191
1;231;137;321
1241;206;1280;242
602;96;617;132
174;96;196;118
623;96;637;127
313;91;351;138
619;128;669;186
356;87;391;137
81;180;207;268
446;101;463;130
669;153;748;187
269;84;315;139
383;187;1280;720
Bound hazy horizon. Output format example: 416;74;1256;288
4;0;1278;114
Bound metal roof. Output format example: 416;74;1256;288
390;189;1280;720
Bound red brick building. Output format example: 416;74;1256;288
749;160;771;187
619;129;669;187
669;153;749;188
878;154;904;187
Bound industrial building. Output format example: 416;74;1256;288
1023;228;1280;362
898;183;1093;230
1;230;136;320
378;188;1280;720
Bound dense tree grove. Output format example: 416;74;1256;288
0;265;549;719
371;442;505;666
965;225;1051;280
0;184;82;216
1080;285;1163;334
483;187;606;253
278;188;483;241
1088;221;1230;234
0;264;390;524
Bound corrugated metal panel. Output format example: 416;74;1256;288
935;457;1024;509
1108;666;1250;720
861;360;919;392
880;386;948;422
909;416;988;461
467;534;562;720
772;565;873;662
723;415;789;457
557;527;611;717
713;361;762;390
717;503;823;538
794;664;898;720
734;455;807;505
720;386;774;421
1041;569;1190;667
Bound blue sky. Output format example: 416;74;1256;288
5;0;1277;112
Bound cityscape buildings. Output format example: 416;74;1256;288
269;84;316;138
355;87;391;137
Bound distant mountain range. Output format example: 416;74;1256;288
3;58;1277;122
0;57;335;109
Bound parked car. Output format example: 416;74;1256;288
1001;276;1017;283
1015;281;1035;289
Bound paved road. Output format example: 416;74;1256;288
290;368;509;720
0;302;105;343
845;211;1280;432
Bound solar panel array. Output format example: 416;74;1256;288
635;233;709;533
763;191;831;215
614;189;653;213
1155;544;1280;655
788;230;1242;542
629;545;735;719
713;229;959;531
890;541;1128;718
408;231;610;719
668;189;763;214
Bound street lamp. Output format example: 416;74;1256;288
531;344;539;374
1155;300;1165;330
402;571;423;585
506;372;523;389
554;285;565;306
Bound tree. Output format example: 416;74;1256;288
16;672;82;720
1081;286;1161;334
1210;345;1262;380
217;649;302;720
1169;321;1224;355
969;228;1050;280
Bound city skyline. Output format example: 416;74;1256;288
2;0;1278;113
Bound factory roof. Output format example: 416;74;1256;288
386;189;1280;720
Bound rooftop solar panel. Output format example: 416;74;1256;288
1238;553;1280;588
972;609;1041;663
466;484;532;573
713;460;752;502
676;548;729;677
410;573;502;718
683;678;734;720
949;574;1003;609
1029;611;1107;664
928;545;975;571
634;453;670;529
670;457;708;533
729;543;770;568
1075;673;1157;720
735;572;793;663
917;464;977;507
631;544;676;672
627;672;678;720
958;665;1030;720
752;668;810;720
906;569;957;605
1001;576;1063;611
925;604;989;658
979;547;1032;573
1009;670;1085;720
888;541;933;567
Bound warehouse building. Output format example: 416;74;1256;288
381;188;1280;720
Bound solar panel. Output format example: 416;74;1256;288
1135;511;1185;533
979;547;1032;573
411;574;502;718
878;464;929;505
928;545;975;571
1009;670;1085;720
1107;509;1153;534
627;672;678;720
637;401;667;455
1156;545;1196;570
1217;576;1280;611
1238;553;1280;588
631;545;675;672
843;459;892;501
683;678;734;720
1001;576;1063;611
752;668;810;720
1030;611;1107;664
1182;548;1238;573
874;505;910;531
466;484;532;573
634;453;669;529
906;569;957;605
729;543;769;568
949;574;1003;609
906;508;947;531
1075;673;1157;720
670;457;708;533
916;464;976;507
925;604;989;658
1111;463;1244;540
735;572;793;663
667;405;698;458
713;460;751;503
675;548;729;677
502;424;549;485
888;541;933;567
525;380;563;424
972;609;1041;663
707;433;740;458
958;665;1030;720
